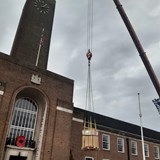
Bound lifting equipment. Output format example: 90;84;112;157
81;0;99;150
113;0;160;98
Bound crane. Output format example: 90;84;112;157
113;0;160;98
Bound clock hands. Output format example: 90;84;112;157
41;4;47;7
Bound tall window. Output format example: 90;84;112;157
117;138;124;153
102;134;110;150
144;143;149;157
131;141;138;155
154;145;159;159
9;97;37;141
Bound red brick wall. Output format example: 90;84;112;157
71;114;160;160
0;54;74;160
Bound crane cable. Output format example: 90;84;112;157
86;0;94;112
85;51;94;112
84;0;96;130
87;0;93;51
82;0;99;150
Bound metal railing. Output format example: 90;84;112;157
6;137;36;148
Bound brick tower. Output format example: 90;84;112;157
11;0;55;69
0;0;74;160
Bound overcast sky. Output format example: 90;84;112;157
1;0;160;131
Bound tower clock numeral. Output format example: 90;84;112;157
34;0;49;14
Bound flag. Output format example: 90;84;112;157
36;28;45;66
39;28;45;46
152;98;160;114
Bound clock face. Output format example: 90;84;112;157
34;0;49;14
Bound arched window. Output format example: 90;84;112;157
7;97;38;147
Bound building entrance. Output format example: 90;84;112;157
9;156;27;160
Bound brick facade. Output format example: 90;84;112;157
1;53;160;160
0;53;73;160
71;107;160;160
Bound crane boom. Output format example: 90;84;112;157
113;0;160;98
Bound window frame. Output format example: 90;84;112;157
154;145;159;159
117;137;125;153
131;140;138;155
102;134;110;150
9;97;38;140
144;143;149;157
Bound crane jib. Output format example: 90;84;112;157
113;0;160;98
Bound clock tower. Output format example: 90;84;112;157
11;0;56;69
0;0;74;160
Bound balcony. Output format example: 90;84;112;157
6;137;36;148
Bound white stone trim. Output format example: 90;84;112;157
72;117;83;123
31;74;41;85
4;147;33;160
6;145;35;151
0;90;4;95
35;106;47;160
56;106;73;114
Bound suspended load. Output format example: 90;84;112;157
82;113;99;150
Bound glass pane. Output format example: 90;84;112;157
9;97;37;140
12;110;17;125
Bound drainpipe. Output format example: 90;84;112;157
126;138;130;160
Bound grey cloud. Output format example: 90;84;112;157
1;0;160;131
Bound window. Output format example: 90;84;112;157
117;138;124;153
85;157;94;160
102;134;110;150
144;143;149;157
154;145;159;159
8;97;37;147
131;141;138;155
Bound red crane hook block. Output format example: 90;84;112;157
86;49;92;61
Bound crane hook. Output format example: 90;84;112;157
86;49;92;62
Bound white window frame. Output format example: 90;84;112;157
9;97;38;140
131;141;138;155
85;156;94;160
117;137;124;153
144;143;149;157
154;145;159;159
102;134;110;150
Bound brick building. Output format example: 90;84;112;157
0;0;160;160
71;107;160;160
